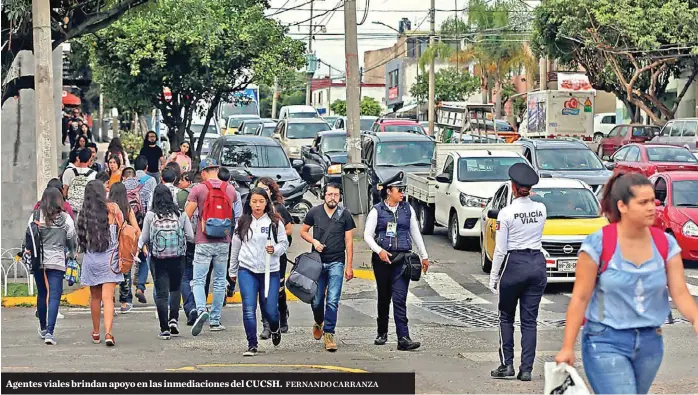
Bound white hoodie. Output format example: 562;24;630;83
229;213;288;277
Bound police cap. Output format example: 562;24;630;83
380;171;406;189
508;163;539;187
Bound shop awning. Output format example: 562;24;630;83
62;91;81;106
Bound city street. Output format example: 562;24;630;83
3;225;698;393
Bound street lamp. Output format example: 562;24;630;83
371;21;401;34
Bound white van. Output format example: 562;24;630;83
278;105;319;119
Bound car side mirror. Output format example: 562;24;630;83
654;131;660;136
654;199;663;207
292;159;304;169
435;172;452;184
605;162;616;170
273;133;281;140
487;209;499;220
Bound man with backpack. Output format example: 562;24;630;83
184;159;238;336
148;167;181;210
62;149;97;218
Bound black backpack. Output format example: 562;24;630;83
22;210;44;273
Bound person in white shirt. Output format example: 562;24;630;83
229;187;288;357
488;163;547;382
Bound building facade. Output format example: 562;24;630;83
311;78;386;116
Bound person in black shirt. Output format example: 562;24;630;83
300;183;355;352
256;177;295;339
139;131;165;183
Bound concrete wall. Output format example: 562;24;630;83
1;49;63;254
363;36;407;85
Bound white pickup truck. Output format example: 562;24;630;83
406;144;528;250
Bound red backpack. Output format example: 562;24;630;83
200;180;234;238
598;223;669;275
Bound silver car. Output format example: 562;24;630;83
651;118;697;150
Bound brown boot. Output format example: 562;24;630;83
312;322;323;340
324;333;337;352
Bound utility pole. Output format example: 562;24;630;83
32;0;58;200
271;77;279;118
344;0;361;164
327;63;332;115
428;0;436;136
305;0;314;106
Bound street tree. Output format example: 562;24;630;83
360;97;383;116
410;67;480;104
330;99;347;116
87;0;305;161
1;0;152;105
532;0;698;124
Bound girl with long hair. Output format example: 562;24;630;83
167;141;192;173
80;123;94;143
229;188;289;356
30;186;77;345
72;134;88;151
106;154;123;188
138;184;193;339
556;172;698;394
108;182;141;313
255;177;294;337
78;180;125;347
105;137;129;167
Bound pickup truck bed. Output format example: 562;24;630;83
406;172;434;204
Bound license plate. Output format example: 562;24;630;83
557;259;577;272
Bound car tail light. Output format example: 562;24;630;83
647;164;659;175
582;136;592;141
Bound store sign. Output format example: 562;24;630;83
558;73;594;92
388;87;399;100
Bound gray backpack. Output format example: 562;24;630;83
67;168;94;210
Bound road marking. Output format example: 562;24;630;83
423;272;490;304
472;274;554;304
166;363;367;373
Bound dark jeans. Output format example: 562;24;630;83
181;242;196;316
135;252;149;293
238;268;280;348
34;269;64;334
152;256;183;332
119;269;132;303
372;254;410;338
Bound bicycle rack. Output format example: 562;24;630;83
1;248;34;297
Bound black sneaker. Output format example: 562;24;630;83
169;319;180;336
191;311;209;337
397;336;420;351
158;331;171;340
243;346;258;357
491;364;515;378
271;330;281;346
187;310;198;326
374;333;388;345
517;371;532;382
135;289;147;304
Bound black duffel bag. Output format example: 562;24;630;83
392;252;423;282
287;252;323;304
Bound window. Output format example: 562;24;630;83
523;148;533;164
220;144;290;168
536;149;604;170
607;127;621;137
602;115;616;124
375;141;434;167
383;125;427;134
613;146;630;162
625;146;640;162
442;156;454;177
457;157;527;182
618;126;629;137
496;186;510;209
673;180;698;207
286;122;331;139
529;188;600;218
654;177;667;203
632;126;659;138
682;121;697;137
670;121;685;137
320;135;347;153
388;70;399;88
646;147;698;163
318;91;323;105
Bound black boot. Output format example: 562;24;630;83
490;364;515;378
397;336;420;351
374;333;388;345
517;371;532;381
260;318;271;340
278;291;289;333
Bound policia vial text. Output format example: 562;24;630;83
514;210;544;224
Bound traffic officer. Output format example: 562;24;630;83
363;172;429;351
488;162;547;382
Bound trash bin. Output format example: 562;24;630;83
342;163;369;214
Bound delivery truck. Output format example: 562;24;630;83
518;90;597;142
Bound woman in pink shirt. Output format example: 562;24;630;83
167;141;192;173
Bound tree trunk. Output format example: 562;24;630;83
494;79;502;119
139;114;149;135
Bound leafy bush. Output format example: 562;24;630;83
119;132;143;162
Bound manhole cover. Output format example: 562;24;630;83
419;301;566;329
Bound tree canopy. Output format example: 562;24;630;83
532;0;698;124
410;67;480;104
330;97;382;117
86;0;305;159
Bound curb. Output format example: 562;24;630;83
1;269;376;307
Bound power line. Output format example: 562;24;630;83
285;1;345;27
357;0;370;25
267;0;315;17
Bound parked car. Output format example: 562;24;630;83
332;116;379;132
323;116;339;126
301;130;347;188
452;133;506;144
481;177;607;278
651;118;697;150
650;171;698;263
597;124;660;159
273;118;331;160
593;112;617;140
188;121;221;160
254;121;278;138
517;138;613;195
371;119;427;135
606;143;698;177
360;132;435;203
238;118;274;135
278;105;319;119
224;114;260;135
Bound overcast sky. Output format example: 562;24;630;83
268;0;539;78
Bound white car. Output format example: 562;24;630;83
593;112;617;141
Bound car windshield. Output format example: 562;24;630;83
321;135;346;152
530;188;600;218
536;149;604;170
287;123;330;139
376;141;434;166
383;124;426;134
241;122;261;135
220;144;289;168
673;180;698;206
260;126;276;137
192;136;218;152
220;102;259;118
289;112;318;119
360;118;377;130
458;157;527;182
646;147;698;163
632;126;659;137
189;124;218;136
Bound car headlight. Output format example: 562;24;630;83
683;220;698;237
327;164;342;174
460;193;488;208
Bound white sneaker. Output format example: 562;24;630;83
210;324;226;331
57;312;65;319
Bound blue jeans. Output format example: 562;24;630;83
34;269;64;334
311;261;344;334
181;242;196;316
239;268;280;348
582;321;664;394
135;253;149;292
192;243;229;325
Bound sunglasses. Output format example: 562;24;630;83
393;187;405;193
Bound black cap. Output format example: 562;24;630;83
508;163;539;187
380;171;406;189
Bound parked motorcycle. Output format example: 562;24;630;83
280;181;313;224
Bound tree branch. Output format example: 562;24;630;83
671;65;698;115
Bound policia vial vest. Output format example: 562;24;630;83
374;201;412;252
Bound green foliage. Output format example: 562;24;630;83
5;283;29;297
410;67;480;104
360;97;383;117
119;132;144;161
330;99;347;116
531;0;698;123
440;16;469;36
512;97;526;119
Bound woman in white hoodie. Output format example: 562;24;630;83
229;187;289;356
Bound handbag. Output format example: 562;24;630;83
394;252;423;282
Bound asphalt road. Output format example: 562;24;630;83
4;221;698;393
